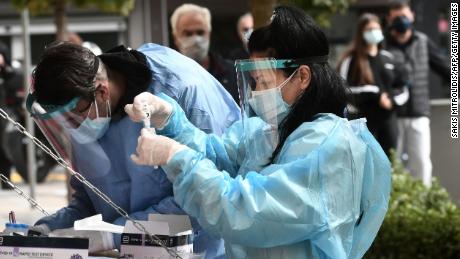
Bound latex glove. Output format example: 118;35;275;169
28;224;51;236
131;128;186;166
49;228;114;253
124;92;173;129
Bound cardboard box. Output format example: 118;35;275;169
0;235;88;259
120;214;194;259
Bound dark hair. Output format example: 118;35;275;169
248;5;348;163
337;13;381;85
388;1;411;13
33;43;152;120
98;45;152;120
33;42;99;105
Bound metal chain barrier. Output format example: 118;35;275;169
0;173;50;216
0;108;182;259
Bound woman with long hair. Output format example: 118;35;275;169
338;13;399;157
126;6;391;259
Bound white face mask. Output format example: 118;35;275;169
68;100;111;144
178;35;210;62
68;117;110;144
248;69;297;126
363;29;384;45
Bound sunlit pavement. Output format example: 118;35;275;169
0;168;67;228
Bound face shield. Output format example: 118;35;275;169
236;58;299;127
26;89;112;177
235;58;298;172
234;56;328;172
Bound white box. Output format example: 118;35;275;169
120;214;194;259
0;235;88;259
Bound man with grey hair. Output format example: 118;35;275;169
171;3;239;104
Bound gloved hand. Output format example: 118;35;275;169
28;224;51;236
124;92;173;129
49;228;114;253
131;128;186;166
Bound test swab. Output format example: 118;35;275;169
142;103;159;169
142;102;151;129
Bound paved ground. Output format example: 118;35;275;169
0;168;67;228
0;169;122;258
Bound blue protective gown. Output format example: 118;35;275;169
156;95;391;259
35;43;240;258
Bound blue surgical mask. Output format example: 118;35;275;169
248;69;297;126
363;29;384;44
68;100;111;144
68;117;110;144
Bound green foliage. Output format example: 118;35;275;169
11;0;52;15
365;155;460;258
11;0;135;16
280;0;355;27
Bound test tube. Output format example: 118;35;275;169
142;102;158;169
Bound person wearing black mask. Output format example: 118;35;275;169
385;1;450;187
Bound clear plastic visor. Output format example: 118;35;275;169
26;93;111;175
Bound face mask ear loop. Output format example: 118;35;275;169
106;86;111;117
94;93;100;119
278;68;299;90
84;102;94;120
106;100;111;117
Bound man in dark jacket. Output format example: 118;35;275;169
170;3;240;104
385;2;450;186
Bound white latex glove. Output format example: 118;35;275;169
49;228;114;253
124;92;173;129
131;128;186;166
28;224;51;236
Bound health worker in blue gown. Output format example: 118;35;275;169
26;42;240;257
126;6;392;259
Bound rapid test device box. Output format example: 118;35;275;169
120;214;194;259
0;235;89;259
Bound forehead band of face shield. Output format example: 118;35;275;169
235;55;329;72
26;94;81;120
